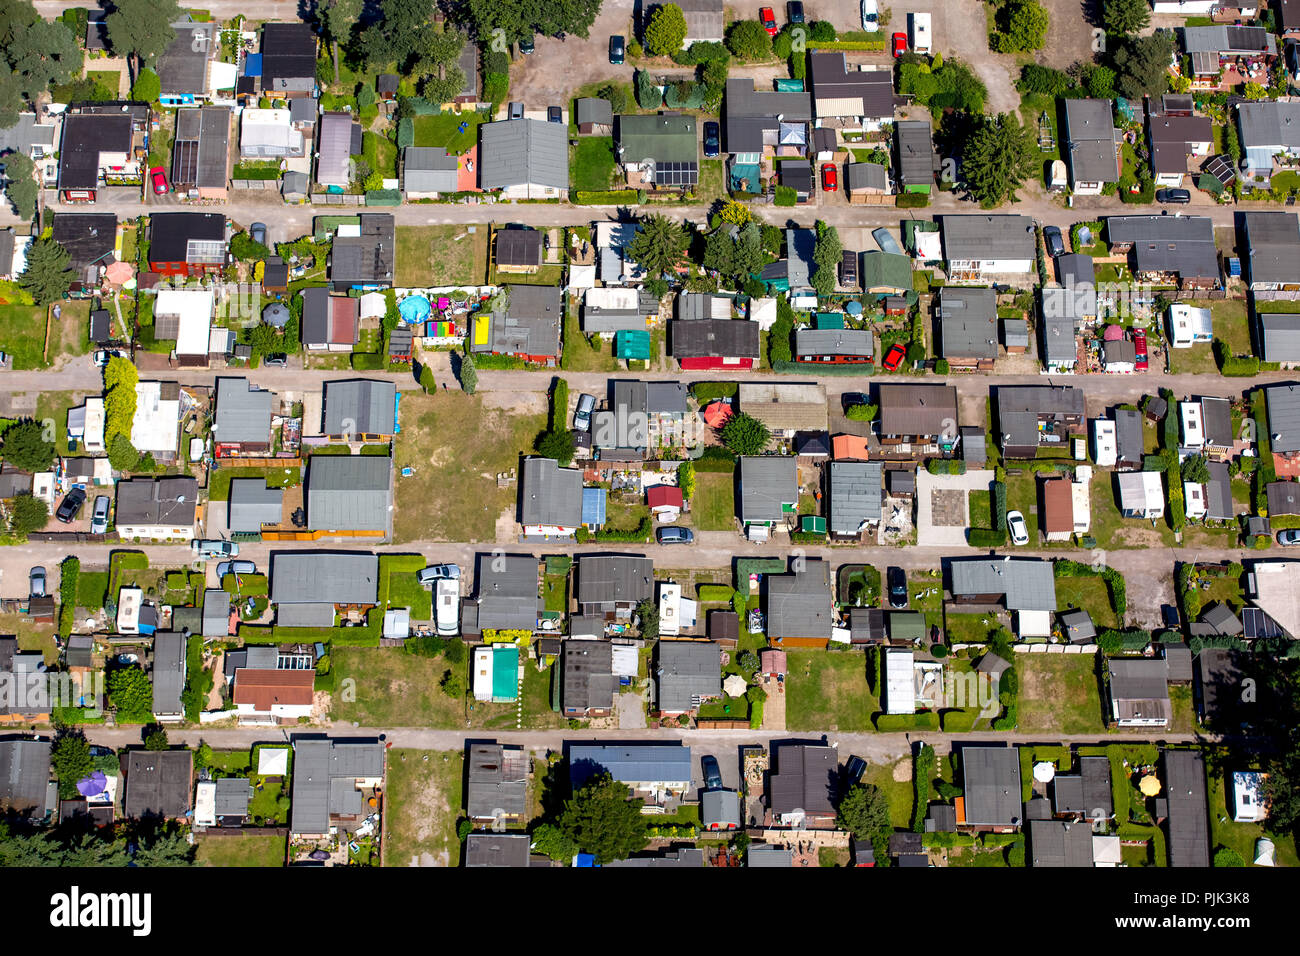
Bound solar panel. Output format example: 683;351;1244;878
186;239;226;264
1241;607;1286;640
654;161;698;187
171;139;198;185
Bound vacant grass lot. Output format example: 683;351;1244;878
560;310;621;371
692;471;735;531
208;465;302;501
786;649;877;732
395;225;487;287
1017;654;1105;734
384;749;465;867
0;304;49;369
858;758;915;831
571;137;618;192
413;112;484;154
1053;574;1120;630
332;647;466;726
196;834;286;867
392;392;545;542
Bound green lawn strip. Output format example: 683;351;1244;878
1017;654;1105;734
196;834;286;866
570;137;618;192
692;471;735;530
412;112;484;154
0;304;49;369
1053;574;1119;630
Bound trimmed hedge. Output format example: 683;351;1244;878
968;528;1007;548
697;584;734;602
573;189;638;205
941;709;979;732
926;458;966;475
808;40;888;50
895;192;930;209
874;712;941;732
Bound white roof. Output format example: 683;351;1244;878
749;297;778;330
915;230;943;260
1169;304;1212;339
1184;480;1206;519
569;263;597;290
1091;418;1116;466
208;60;237;94
360;292;387;318
240;108;302;149
610;642;639;678
472;646;495;701
131;381;181;454
1118;471;1164;512
1250;561;1300;638
884;647;915;714
257;747;290;775
117;586;142;630
1231;770;1267;822
155;288;214;356
83;397;105;446
658;582;682;637
585;287;642;310
1092;835;1122;866
10;235;31;277
1180;400;1205;446
1017;609;1053;638
382;607;410;638
1071;473;1091;532
194;780;216;827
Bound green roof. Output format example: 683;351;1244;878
615;329;651;359
861;251;913;292
889;611;926;642
800;515;826;533
617;113;697;164
815;312;844;330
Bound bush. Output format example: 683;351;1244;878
845;403;877;422
131;68;161;104
926;458;966;475
773;185;797;206
483;72;509;105
895;191;930;209
933;358;950;375
727;20;774;60
674;41;730;64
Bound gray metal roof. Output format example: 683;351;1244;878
937;287;998;360
739;456;797;523
158;21;214;96
0;113;55;157
941;215;1036;261
466;743;528;820
568;744;692;788
1056;253;1095;287
1206;462;1234;522
949;558;1057;611
878;384;958;438
171;107;230;189
114;477;199;528
794;328;874;358
201;589;230;638
724;78;812;153
1063;98;1119;184
1105;215;1219;280
1260;313;1300;362
306;455;391;531
808;52;893;119
1243;212;1300;287
1029;819;1095;867
214;776;251;818
276;602;338;628
767;561;833;639
403;146;460;194
575;97;614;127
1052;755;1111;817
323;379;396;436
1002;318;1029;348
1237;100;1300;151
1039;308;1077;364
1164;749;1210;867
701;788;740;827
829;460;882;534
480;118;569;190
769;744;837;815
847;161;888;192
961;746;1022;826
1115;408;1143;464
270;552;379;606
1180;24;1275;55
1108;658;1170;715
0;739;50;817
787;227;816;290
1267;384;1300;453
317;112;358;186
124;749;192;819
228;478;284;533
290;737;384;836
465;832;531;866
577;554;653;606
895;119;936;187
657;641;722;713
475;554;539;631
583;289;661;333
520;457;582;528
330;214;395;286
473;284;562;357
214;377;272;445
562;639;615;712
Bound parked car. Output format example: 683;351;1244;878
29;567;46;599
703;121;720;158
217;560;257;578
263;352;288;368
547;105;563;123
149;166;167;195
1007;510;1030;546
1133;329;1149;371
891;32;907;57
656;526;694;544
844;755;868;787
418;564;460;585
861;0;879;31
573;393;596;432
882;343;906;371
91;349;122;367
436;578;460;636
760;7;778;35
609;34;625;64
1161;604;1181;628
192;539;239;559
90;495;110;534
841;391;870;412
518;37;534;55
702;755;723;790
508;101;524;120
1157;187;1191;204
821;162;838;191
250;222;268;247
1279;529;1300;546
887;567;908;608
1043;225;1065;257
55;488;86;523
787;1;805;24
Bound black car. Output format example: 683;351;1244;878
702;121;720;158
841;391;870;412
609;34;625;65
887;566;908;609
547;106;563;124
56;487;86;523
787;0;805;23
702;755;723;790
518;37;535;55
1157;187;1191;204
843;755;867;788
1043;225;1065;257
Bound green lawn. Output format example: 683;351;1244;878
1207;772;1299;868
76;572;109;609
0;303;49;369
543;573;568;614
692;471;735;530
1017;654;1105;734
395;225;487;287
560;311;621;371
699;159;724;203
968;489;991;529
1053;574;1119;630
207;465;302;501
412;111;484;154
362;130;398;179
196;834;286;867
858;758;915;831
571;137;618;192
384;749;465;867
332;647;467;727
944;612;1000;644
786;649;877;732
1005;474;1039;541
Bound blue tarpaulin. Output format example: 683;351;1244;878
394;390;402;434
243;53;262;77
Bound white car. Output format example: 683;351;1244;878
861;0;879;32
1006;511;1030;546
192;539;239;559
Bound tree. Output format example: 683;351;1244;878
1104;0;1150;36
460;353;478;394
17;237;73;306
130;824;195;866
9;494;47;535
1000;1;1049;53
51;728;93;799
416;29;468;105
1110;32;1175;100
318;0;363;83
103;356;139;442
2;151;36;220
836;782;892;841
811;220;842;298
597;82;628;114
108;667;153;721
0;420;53;472
530;823;577;861
626;215;688;279
2;2;81;114
721;412;771;456
105;0;180;81
645;4;688;57
130;68;160;104
558;773;649;863
726;20;772;61
462;0;602;44
960;112;1037;207
537;429;576;465
357;0;438;71
738;650;760;673
1181;453;1210;485
635;68;662;108
717;200;753;227
636;599;659;641
230;231;271;261
143;725;169;750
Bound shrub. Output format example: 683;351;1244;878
895;191;930;209
773;185;797;206
483;72;509;105
727;20;774;60
933;358;950;375
845;403;877;422
697;584;733;602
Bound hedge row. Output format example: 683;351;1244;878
874;712;941;732
968;528;1007;548
808;40;888;50
573;190;639;205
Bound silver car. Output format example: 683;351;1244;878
418;564;460;585
29;567;46;599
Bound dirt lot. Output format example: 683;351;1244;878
383;749;464;867
506;0;637;107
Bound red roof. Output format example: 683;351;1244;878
647;485;684;509
232;669;315;712
1041;477;1074;533
832;434;870;460
329;296;360;345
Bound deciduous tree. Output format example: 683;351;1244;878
721;412;771;456
1103;0;1150;36
645;4;688;58
105;0;180;82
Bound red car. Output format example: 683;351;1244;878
891;32;907;57
149;166;167;195
821;163;838;192
760;7;778;35
882;343;906;371
1133;329;1149;371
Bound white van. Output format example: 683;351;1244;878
436;578;460;636
910;12;932;55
